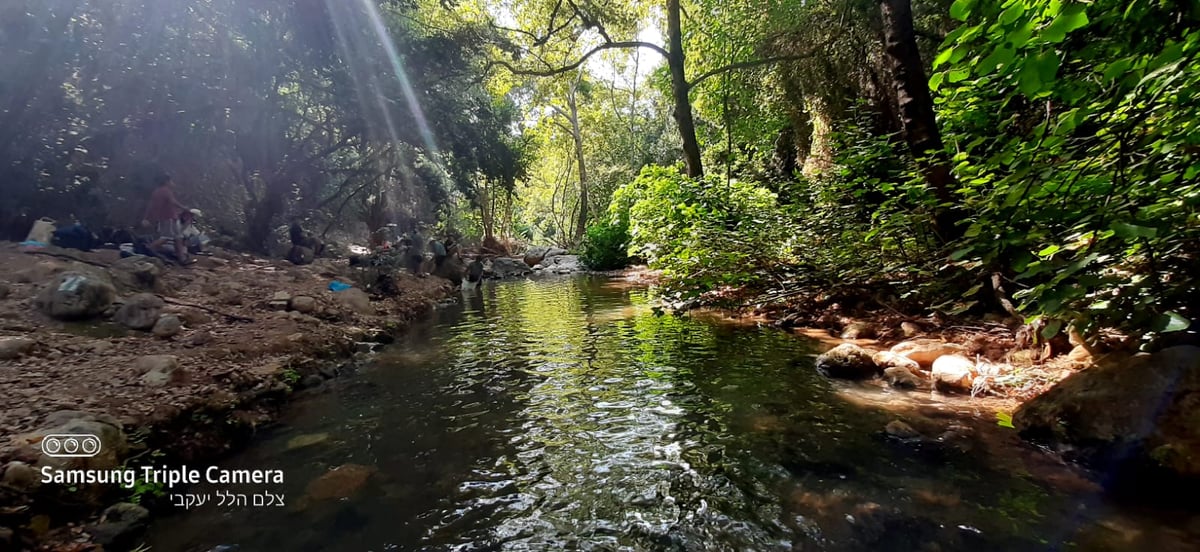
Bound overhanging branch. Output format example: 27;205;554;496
486;41;669;78
688;53;821;91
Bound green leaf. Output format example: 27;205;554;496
1043;5;1090;43
948;67;971;83
929;71;946;92
999;4;1026;25
1111;222;1157;239
1018;62;1044;96
1038;244;1060;257
934;47;957;69
1041;319;1063;339
950;0;975;21
996;411;1015;429
1033;51;1061;83
1102;58;1135;84
1159;311;1191;333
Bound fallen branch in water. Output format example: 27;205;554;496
158;296;255;323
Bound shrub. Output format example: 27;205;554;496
581;219;631;270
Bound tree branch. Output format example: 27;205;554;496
486;41;668;78
688;53;822;91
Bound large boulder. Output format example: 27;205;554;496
487;257;532;279
20;411;128;474
544;254;582;274
113;293;164;330
34;271;116;320
889;340;968;368
108;255;165;292
522;246;549;267
1014;346;1200;487
814;343;880;379
86;502;150;549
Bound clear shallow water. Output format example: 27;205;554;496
145;276;1200;551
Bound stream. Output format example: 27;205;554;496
144;275;1200;551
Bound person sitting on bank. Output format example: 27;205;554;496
141;173;193;265
179;209;210;254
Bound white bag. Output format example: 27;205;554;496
25;218;55;243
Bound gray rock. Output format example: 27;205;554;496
113;293;164;330
1015;345;1200;484
815;343;880;379
0;281;9;299
335;288;373;315
287;245;315;266
545;254;582;274
0;336;36;360
32;411;128;473
272;291;292;302
109;255;165;292
523;246;549;267
433;254;467;285
2;461;40;493
86;502;150;548
152;314;183;338
290;295;317;313
885;420;920;439
487;257;533;279
883;366;923;388
35;271;116;320
137;355;186;386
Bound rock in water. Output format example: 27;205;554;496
113;293;164;330
488;257;532;279
890;340;968;368
336;288;373;315
152;314;183;338
85;502;150;548
35;271;116;320
523;246;549;267
814;343;880;379
137;355;186;386
872;351;921;371
0;336;36;360
884;366;923;388
931;355;976;392
304;464;375;501
286;433;330;451
1014;345;1200;487
885;420;921;439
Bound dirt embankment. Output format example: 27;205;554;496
0;242;454;550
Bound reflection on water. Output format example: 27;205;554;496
146;276;1200;551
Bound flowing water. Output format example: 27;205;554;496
145;276;1200;551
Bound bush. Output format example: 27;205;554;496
581;219;631;270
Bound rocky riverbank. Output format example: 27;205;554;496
0;242;455;550
743;297;1200;500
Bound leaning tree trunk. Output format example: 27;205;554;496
667;0;704;178
567;83;589;243
880;0;959;242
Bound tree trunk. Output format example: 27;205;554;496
567;82;589;243
801;94;834;177
880;0;959;242
666;0;704;178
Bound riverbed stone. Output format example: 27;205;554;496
25;411;128;473
109;255;165;292
488;257;532;279
336;288;373;315
137;355;186;386
523;246;549;267
152;314;182;338
1;461;40;493
872;351;920;371
35;271;116;320
85;502;150;548
286;432;330;451
931;355;976;392
890;340;967;368
0;336;36;360
290;295;317;313
840;321;877;339
113;293;164;330
815;343;880;380
304;463;376;501
1014;345;1200;486
884;366;924;389
885;420;921;439
900;321;923;337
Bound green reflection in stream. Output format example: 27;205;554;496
143;276;1199;552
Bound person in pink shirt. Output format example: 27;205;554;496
142;173;192;265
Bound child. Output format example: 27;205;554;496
179;209;210;254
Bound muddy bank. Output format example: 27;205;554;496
0;242;455;550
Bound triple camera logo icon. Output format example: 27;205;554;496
40;434;103;458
